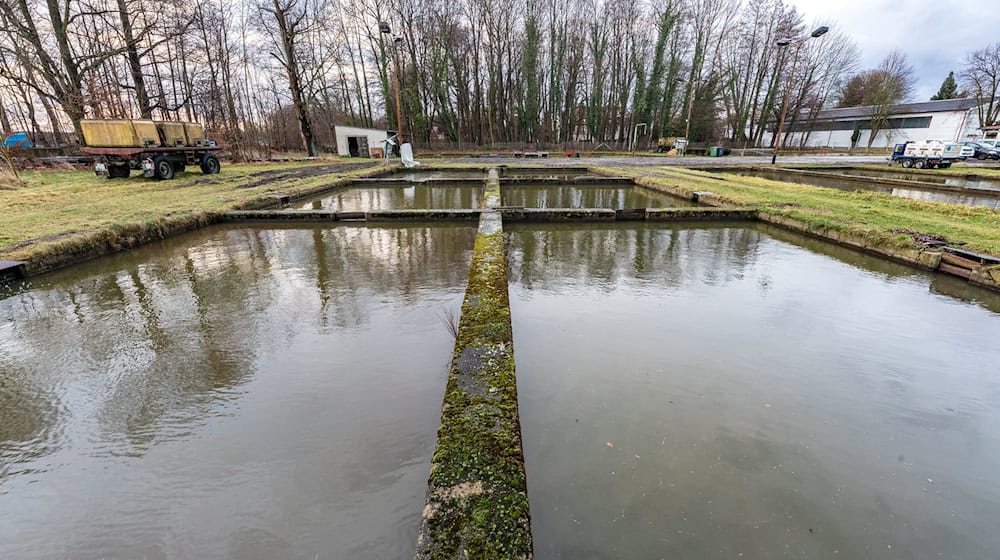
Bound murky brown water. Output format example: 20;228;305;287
818;167;1000;191
498;167;592;180
299;185;484;210
501;184;698;209
389;170;486;181
0;224;475;559
507;222;1000;559
729;169;1000;209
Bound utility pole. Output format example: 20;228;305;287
771;26;829;165
379;21;405;145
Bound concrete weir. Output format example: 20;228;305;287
499;207;757;222
414;170;533;559
222;208;483;223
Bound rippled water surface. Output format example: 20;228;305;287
300;185;483;210
501;184;697;208
728;169;1000;209
0;224;475;559
508;223;1000;559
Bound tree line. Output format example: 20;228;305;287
1;0;999;157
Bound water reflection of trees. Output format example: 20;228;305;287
507;224;763;292
501;185;686;209
0;225;474;465
305;186;483;210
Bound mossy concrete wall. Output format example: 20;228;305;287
414;172;533;559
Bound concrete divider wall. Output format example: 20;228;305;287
415;171;533;559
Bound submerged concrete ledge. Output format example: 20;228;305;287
501;207;617;222
414;174;533;559
498;207;756;223
0;259;26;282
366;209;483;222
221;208;483;223
645;208;758;221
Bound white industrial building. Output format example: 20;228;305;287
333;125;394;157
763;98;991;149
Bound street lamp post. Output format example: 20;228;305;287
379;21;404;146
672;75;695;155
684;78;696;155
771;26;829;165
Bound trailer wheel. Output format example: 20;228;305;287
200;155;220;174
901;160;913;168
153;156;175;180
914;160;926;169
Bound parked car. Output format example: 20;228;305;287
959;143;975;159
963;141;1000;160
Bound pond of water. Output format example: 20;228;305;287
508;222;1000;559
0;224;475;559
818;167;1000;191
728;169;1000;209
299;185;483;210
501;184;698;209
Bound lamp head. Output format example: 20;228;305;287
811;26;829;38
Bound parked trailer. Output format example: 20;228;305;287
79;119;221;180
890;140;963;169
82;145;222;180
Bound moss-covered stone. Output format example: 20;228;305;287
415;212;533;560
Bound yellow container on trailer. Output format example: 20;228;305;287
155;121;188;147
131;119;160;147
183;122;206;146
79;119;140;147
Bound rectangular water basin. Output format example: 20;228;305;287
0;223;476;559
728;169;1000;209
299;184;484;210
501;183;698;209
508;222;1000;559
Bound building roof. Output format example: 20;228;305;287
333;125;392;134
811;98;981;121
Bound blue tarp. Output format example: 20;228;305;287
3;132;30;148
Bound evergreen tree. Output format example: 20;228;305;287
931;71;959;100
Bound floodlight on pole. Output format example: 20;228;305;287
771;26;829;165
378;20;404;147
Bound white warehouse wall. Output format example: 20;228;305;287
761;106;986;149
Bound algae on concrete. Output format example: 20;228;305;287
415;208;532;559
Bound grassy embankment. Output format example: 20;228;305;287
1;160;385;271
606;165;1000;256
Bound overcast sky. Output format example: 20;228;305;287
785;0;992;101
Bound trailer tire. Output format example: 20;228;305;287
200;155;220;175
914;160;926;169
901;160;913;168
153;156;175;180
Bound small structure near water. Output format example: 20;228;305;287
334;125;394;158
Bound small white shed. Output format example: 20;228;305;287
334;125;393;157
